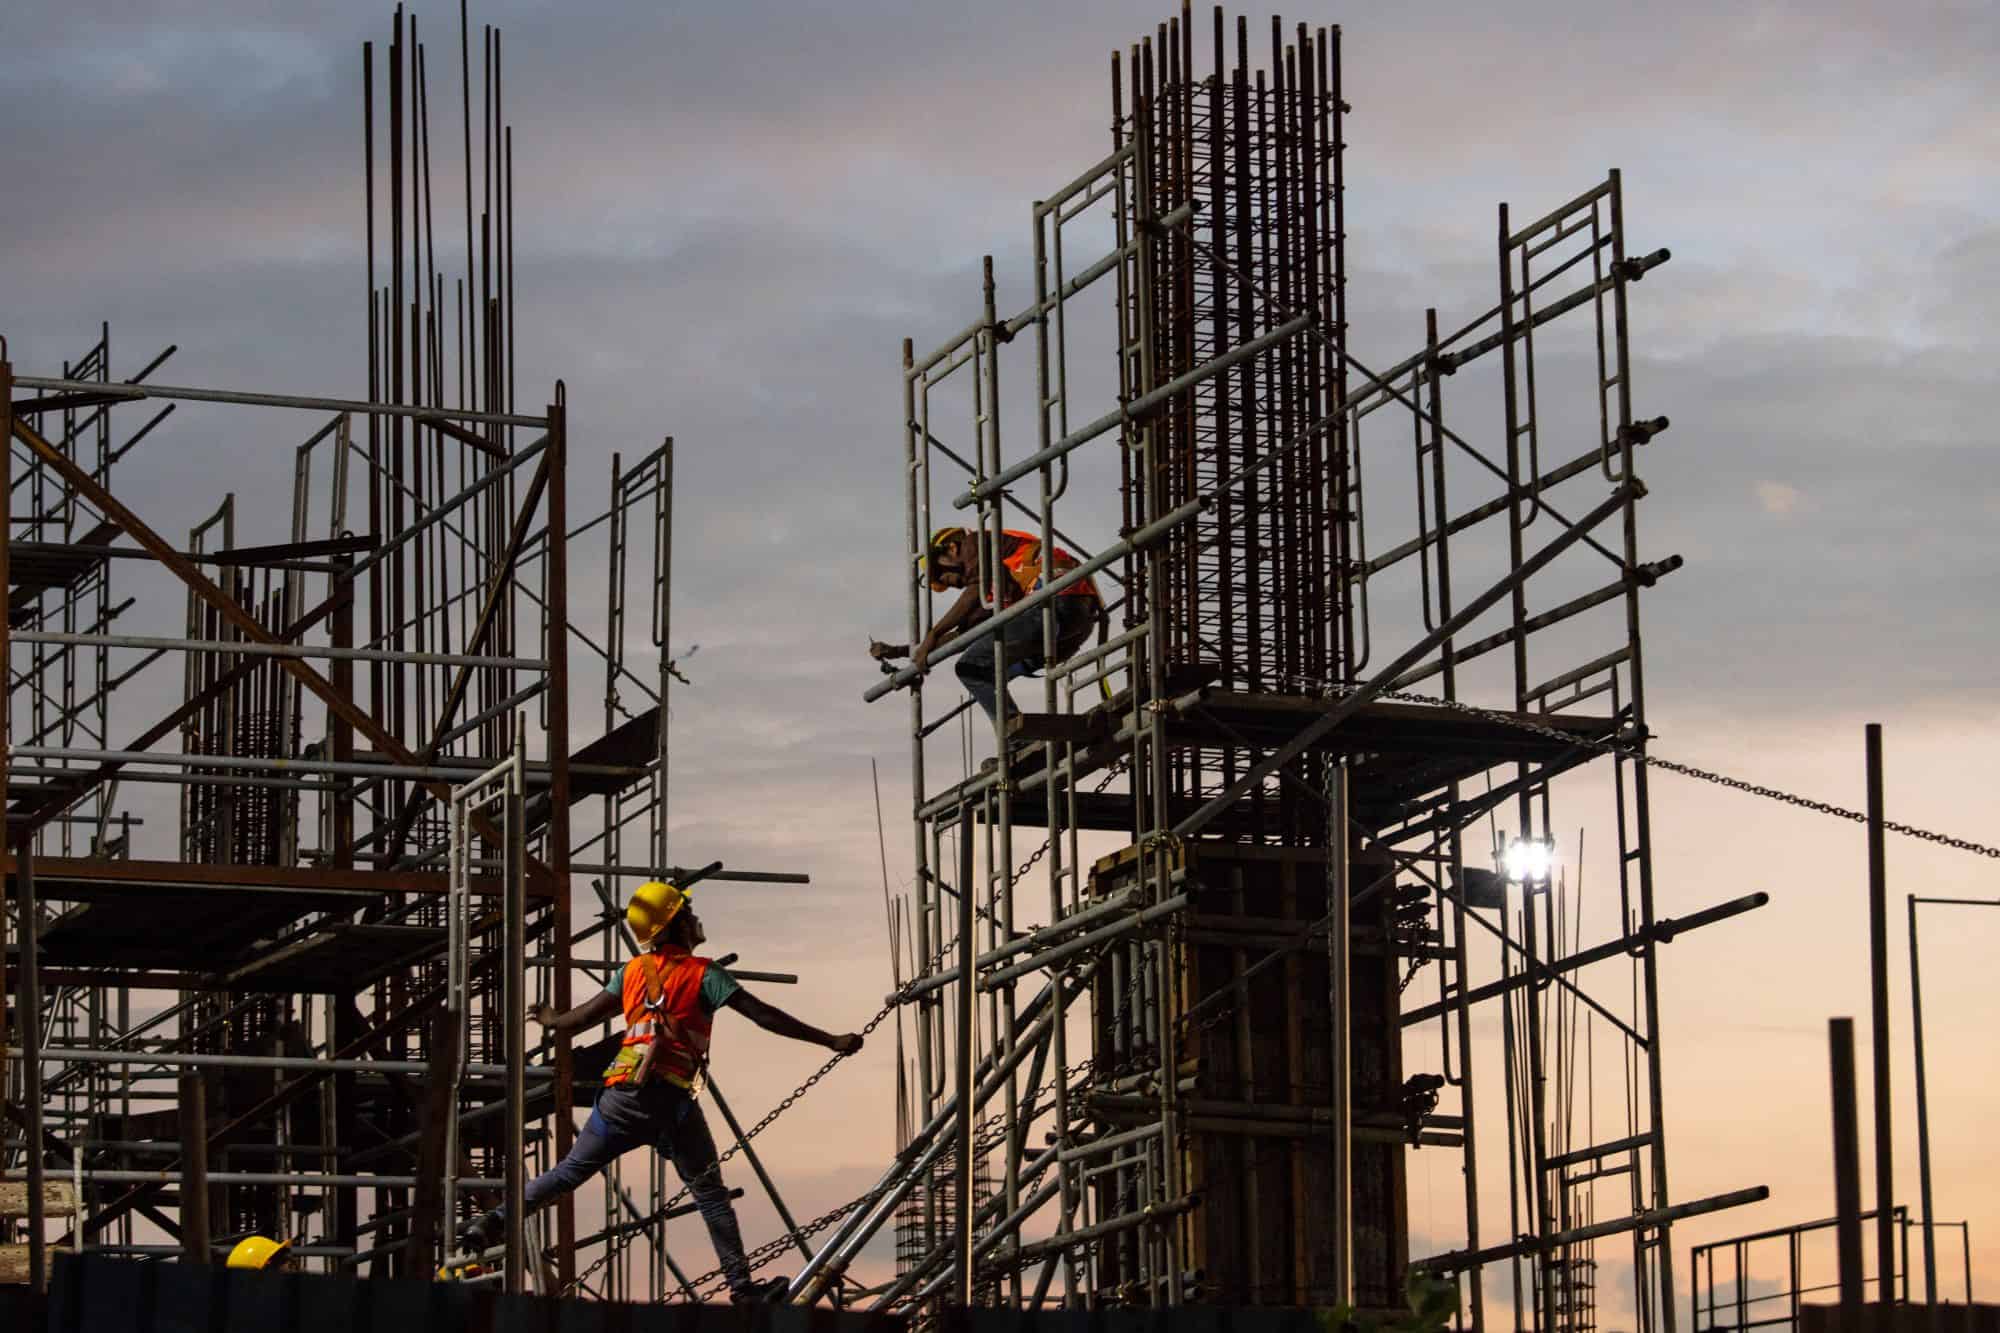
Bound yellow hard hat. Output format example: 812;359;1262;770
917;526;969;591
226;1234;291;1270
627;880;691;946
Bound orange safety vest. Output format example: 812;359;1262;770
602;947;713;1091
996;530;1097;606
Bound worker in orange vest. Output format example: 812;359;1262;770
458;880;863;1303
872;525;1103;725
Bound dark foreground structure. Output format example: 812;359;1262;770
37;1253;900;1333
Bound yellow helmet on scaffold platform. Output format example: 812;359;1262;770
226;1235;292;1270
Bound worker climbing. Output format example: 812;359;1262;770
871;525;1103;727
457;879;865;1303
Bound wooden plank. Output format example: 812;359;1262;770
0;1244;30;1284
405;1009;461;1269
0;1180;76;1217
1006;711;1107;745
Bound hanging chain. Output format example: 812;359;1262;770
564;755;1143;1300
996;756;1133;904
555;984;909;1299
1273;678;2000;861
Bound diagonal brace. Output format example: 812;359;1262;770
1172;480;1641;839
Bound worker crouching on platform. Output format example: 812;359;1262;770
872;526;1103;726
459;880;863;1304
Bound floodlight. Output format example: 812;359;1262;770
1501;836;1555;886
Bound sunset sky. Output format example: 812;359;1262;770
3;2;1997;1323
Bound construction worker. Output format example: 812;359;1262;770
458;880;863;1304
871;525;1102;725
225;1234;294;1271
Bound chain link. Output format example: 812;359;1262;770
994;756;1132;906
1271;677;2000;861
554;987;908;1299
559;758;1147;1300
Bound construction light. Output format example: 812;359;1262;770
1502;836;1556;886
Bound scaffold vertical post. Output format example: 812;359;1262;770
954;810;976;1305
178;1071;210;1265
18;836;48;1291
504;723;528;1292
547;386;577;1285
1328;758;1354;1306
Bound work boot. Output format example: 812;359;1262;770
730;1276;789;1305
457;1212;501;1254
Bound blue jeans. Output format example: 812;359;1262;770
956;595;1095;723
489;1082;751;1293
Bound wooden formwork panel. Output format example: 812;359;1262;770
1086;840;1409;1310
0;1180;77;1217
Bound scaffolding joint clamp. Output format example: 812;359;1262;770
1613;247;1672;282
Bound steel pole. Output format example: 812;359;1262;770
1328;761;1354;1306
1866;725;1895;1306
954;812;976;1304
1908;896;1938;1330
17;838;47;1291
177;1072;210;1265
1830;1017;1865;1317
545;389;576;1286
503;767;527;1292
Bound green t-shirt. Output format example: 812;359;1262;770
603;955;741;1014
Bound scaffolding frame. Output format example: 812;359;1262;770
1;4;815;1301
843;6;1765;1325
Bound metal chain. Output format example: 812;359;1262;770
1278;677;2000;861
555;988;907;1299
685;1055;1103;1302
995;756;1132;906
566;758;1140;1301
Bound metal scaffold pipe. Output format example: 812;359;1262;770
15;629;543;670
864;498;1202;702
11;374;548;429
953;314;1311;508
12;1046;555;1080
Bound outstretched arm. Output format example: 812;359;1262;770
912;586;988;672
726;989;864;1055
527;988;621;1037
